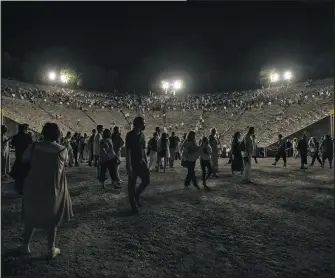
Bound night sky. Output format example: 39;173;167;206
2;1;334;92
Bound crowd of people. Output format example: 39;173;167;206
2;78;333;118
1;117;334;258
1;77;334;259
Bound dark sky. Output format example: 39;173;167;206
2;1;334;91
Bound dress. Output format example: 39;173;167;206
22;141;73;228
231;138;243;172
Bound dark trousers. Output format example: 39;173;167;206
184;161;198;187
310;152;322;166
300;152;307;166
128;162;150;212
322;153;333;167
200;159;212;183
175;152;181;160
99;160;117;183
73;148;79;165
275;150;286;164
252;156;258;163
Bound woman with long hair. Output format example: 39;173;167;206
199;136;212;190
21;123;73;259
231;131;244;175
181;131;200;189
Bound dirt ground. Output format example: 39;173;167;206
2;157;334;277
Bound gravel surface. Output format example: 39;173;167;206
2;158;334;277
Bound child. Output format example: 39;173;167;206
199;136;212;190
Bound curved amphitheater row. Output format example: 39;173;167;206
1;78;333;147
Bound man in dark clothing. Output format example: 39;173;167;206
10;123;33;194
126;117;150;214
286;139;292;157
297;134;308;169
88;129;96;167
272;134;287;167
320;134;333;168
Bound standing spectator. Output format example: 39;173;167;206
94;125;104;177
93;125;103;167
199;136;212;190
147;132;158;171
181;130;200;189
111;126;124;184
88;129;96;166
125;117;150;214
320;134;333;168
241;127;255;183
175;134;181;161
297;134;308;169
1;125;11;181
309;137;322;167
10;124;33;194
209;128;219;177
21;123;73;259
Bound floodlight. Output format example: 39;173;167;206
283;71;292;80
49;72;56;81
162;81;170;90
270;73;280;83
173;80;182;90
60;74;68;83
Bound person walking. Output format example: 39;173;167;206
1;125;11;181
99;129;120;189
272;134;287;167
231;132;244;175
147;132;158;171
209;128;219;177
10;123;33;194
111;126;124;184
199;136;212;190
21;123;73;259
157;132;170;172
88;129;96;167
169;132;179;168
241;127;255;183
297;134;308;169
181;130;200;189
320;134;333;168
309;137;322;167
125;117;150;214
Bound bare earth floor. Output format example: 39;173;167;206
1;158;334;278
